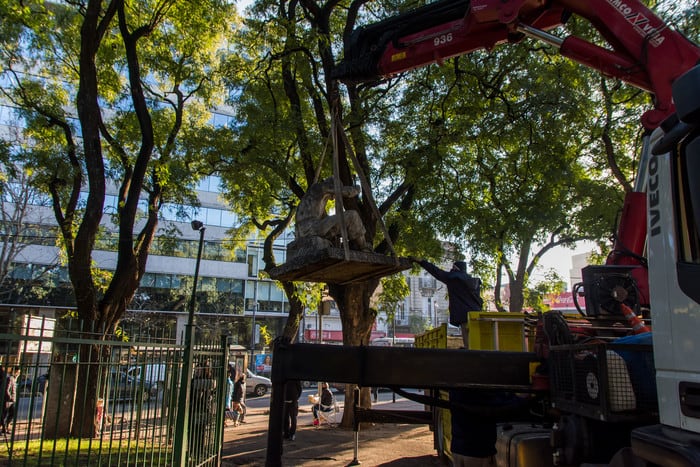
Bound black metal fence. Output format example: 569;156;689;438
0;314;228;466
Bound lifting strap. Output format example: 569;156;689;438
329;91;398;261
330;94;352;262
313;124;332;186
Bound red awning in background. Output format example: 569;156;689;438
544;291;585;310
304;330;386;342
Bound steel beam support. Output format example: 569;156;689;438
265;341;539;466
271;342;537;389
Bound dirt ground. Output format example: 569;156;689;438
221;396;445;467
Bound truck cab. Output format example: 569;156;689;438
628;66;700;465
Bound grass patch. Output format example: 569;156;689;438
0;438;173;466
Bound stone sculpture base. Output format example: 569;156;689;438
269;238;411;284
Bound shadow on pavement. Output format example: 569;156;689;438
377;455;445;466
222;398;443;466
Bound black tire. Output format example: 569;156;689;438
577;354;600;404
254;385;267;397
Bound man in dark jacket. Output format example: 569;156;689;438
410;258;482;348
1;367;19;435
0;364;6;434
283;380;302;440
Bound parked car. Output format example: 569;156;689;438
246;369;271;397
107;369;151;403
330;382;346;393
125;364;167;397
329;382;388;394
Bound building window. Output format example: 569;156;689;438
247;253;258;277
154;274;172;289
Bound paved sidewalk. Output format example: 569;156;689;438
221;396;444;466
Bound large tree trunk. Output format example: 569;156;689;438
281;281;304;342
330;280;379;428
509;280;525;312
72;341;111;438
65;0;113;438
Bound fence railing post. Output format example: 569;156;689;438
215;335;229;463
173;324;195;465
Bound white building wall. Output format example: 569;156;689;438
570;251;592;289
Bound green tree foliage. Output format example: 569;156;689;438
217;0;438;424
372;21;652;311
408;311;430;336
0;0;237;437
525;269;567;312
375;274;410;330
1;0;236;326
219;0;696;424
0;157;61;302
453;49;631;312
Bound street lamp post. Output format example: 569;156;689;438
318;288;331;345
250;302;258;369
173;220;205;465
419;277;437;329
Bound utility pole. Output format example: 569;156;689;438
250;301;258;370
420;276;437;329
173;220;205;465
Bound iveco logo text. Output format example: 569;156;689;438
606;0;665;47
648;156;660;237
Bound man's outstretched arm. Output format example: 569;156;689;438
410;257;450;282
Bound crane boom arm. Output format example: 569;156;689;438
333;0;700;129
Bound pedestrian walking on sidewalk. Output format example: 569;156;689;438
283;380;302;440
231;373;245;426
0;363;5;434
238;372;248;423
1;367;20;435
224;366;235;427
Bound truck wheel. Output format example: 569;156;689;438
254;385;267;397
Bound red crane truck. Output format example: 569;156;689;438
265;1;700;466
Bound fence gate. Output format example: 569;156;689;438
0;315;228;467
183;337;229;466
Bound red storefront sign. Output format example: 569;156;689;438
304;330;386;343
544;291;585;310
